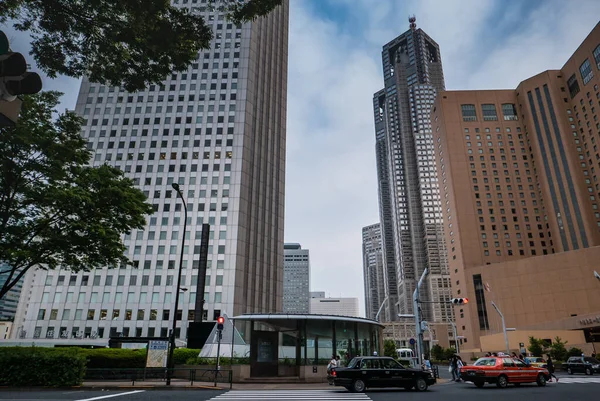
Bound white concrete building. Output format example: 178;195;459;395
309;295;360;318
12;0;289;344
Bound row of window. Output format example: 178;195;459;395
460;103;518;122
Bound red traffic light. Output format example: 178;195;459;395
463;298;469;304
217;316;224;324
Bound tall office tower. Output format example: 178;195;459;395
0;263;23;322
362;223;385;320
283;243;310;314
432;23;600;350
12;0;289;343
373;17;453;324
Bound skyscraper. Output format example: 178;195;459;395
362;223;385;320
283;243;310;314
12;0;289;342
373;18;453;323
432;22;600;350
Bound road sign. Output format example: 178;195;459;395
146;340;169;368
409;338;416;346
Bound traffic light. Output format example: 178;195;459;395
217;316;224;331
0;30;42;126
451;298;469;305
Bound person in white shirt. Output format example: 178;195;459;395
327;355;338;385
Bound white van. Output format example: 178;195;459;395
396;348;415;359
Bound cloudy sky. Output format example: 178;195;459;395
4;1;600;316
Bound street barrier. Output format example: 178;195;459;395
85;367;233;388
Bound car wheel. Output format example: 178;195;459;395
414;377;428;392
474;381;485;388
351;379;366;393
496;375;508;388
586;367;593;376
567;367;573;375
536;374;546;387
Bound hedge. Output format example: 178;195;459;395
81;348;147;368
0;347;86;387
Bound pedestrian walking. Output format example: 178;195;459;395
456;356;464;382
546;355;559;382
449;356;458;381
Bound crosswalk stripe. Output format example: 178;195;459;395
208;390;372;400
554;377;600;384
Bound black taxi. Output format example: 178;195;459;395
332;356;436;392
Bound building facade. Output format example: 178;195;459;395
12;0;289;342
309;294;360;317
373;18;453;323
432;22;600;350
0;263;23;322
362;223;385;320
283;243;310;314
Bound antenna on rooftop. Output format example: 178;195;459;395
409;15;417;30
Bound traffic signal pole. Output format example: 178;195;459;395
215;317;224;387
491;301;510;355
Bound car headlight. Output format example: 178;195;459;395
594;364;600;368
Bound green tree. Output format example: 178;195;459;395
0;92;153;301
567;347;584;358
0;0;283;91
383;339;396;358
430;344;444;362
528;337;545;357
443;347;457;360
548;337;568;361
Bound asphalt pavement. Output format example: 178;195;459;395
1;373;598;401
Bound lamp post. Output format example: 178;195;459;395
491;301;511;355
166;182;187;386
413;268;429;366
374;296;389;322
449;321;459;354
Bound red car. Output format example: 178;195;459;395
461;356;550;388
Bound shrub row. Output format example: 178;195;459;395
0;347;86;387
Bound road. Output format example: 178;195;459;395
0;375;598;401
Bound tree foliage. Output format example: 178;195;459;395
548;337;568;362
567;347;584;358
430;344;444;361
0;0;283;91
528;336;545;357
383;339;396;358
0;91;153;301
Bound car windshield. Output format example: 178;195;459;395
585;357;600;364
474;358;497;366
529;357;542;362
346;358;360;369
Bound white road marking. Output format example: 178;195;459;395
556;377;600;384
208;390;371;400
74;390;146;401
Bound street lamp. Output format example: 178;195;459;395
491;301;511;355
375;296;389;321
166;182;187;386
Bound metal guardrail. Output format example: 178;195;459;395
85;367;233;388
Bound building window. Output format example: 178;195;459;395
580;58;594;85
567;74;581;98
502;103;518;121
461;104;477;122
473;274;490;330
594;44;600;69
481;104;498;121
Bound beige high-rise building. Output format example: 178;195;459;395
432;22;600;351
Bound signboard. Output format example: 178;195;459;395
409;338;416;346
146;340;169;368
